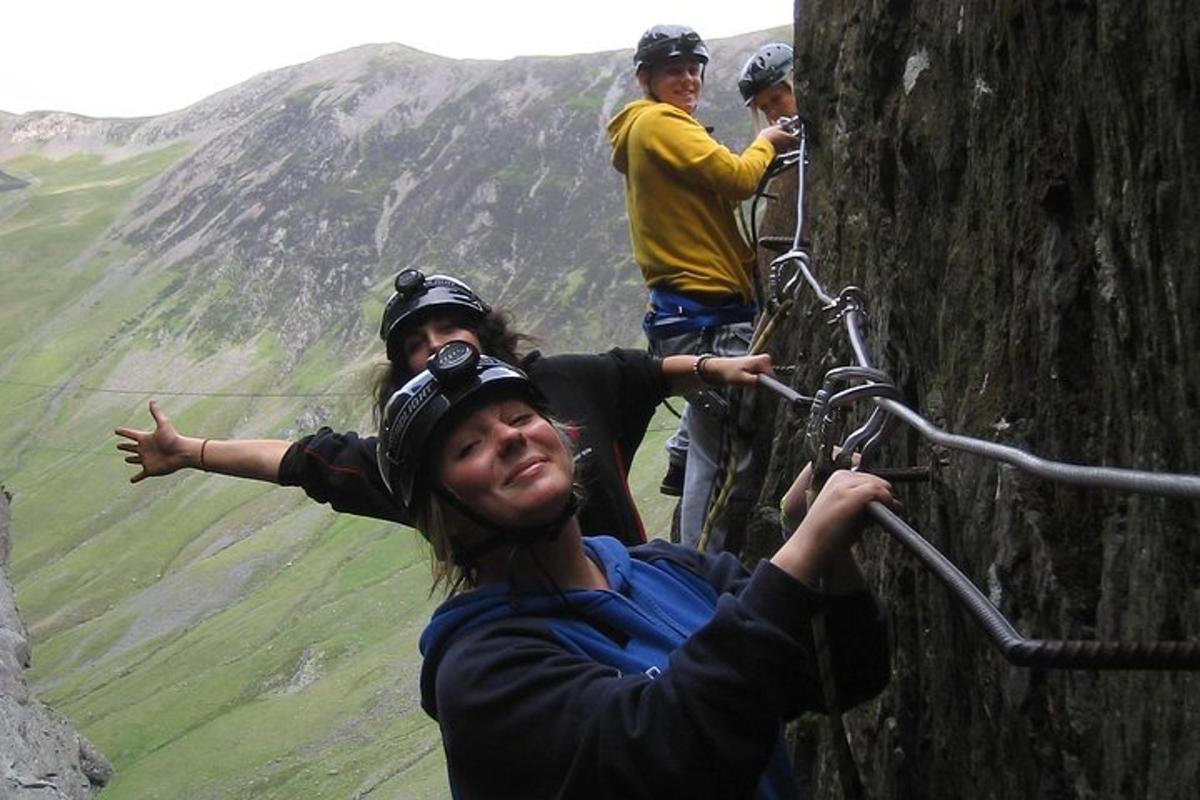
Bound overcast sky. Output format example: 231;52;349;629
4;1;793;118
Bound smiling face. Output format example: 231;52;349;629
435;398;574;529
641;55;704;114
752;82;797;125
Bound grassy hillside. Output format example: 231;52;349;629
0;143;677;798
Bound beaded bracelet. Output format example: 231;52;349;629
693;353;720;386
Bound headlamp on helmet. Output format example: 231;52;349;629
376;341;545;513
378;269;491;364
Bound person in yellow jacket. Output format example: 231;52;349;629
607;24;795;552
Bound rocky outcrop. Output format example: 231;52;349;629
0;169;26;192
747;2;1198;798
0;489;110;798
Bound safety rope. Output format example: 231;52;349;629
694;298;794;552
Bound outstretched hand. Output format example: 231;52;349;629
115;400;196;483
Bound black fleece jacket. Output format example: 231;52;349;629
277;348;668;545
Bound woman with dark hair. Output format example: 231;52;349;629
377;341;893;799
116;269;774;546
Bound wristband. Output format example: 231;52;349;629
693;354;719;386
199;439;210;470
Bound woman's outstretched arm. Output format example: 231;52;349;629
115;400;290;484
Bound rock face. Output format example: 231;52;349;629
0;489;111;797
749;2;1198;797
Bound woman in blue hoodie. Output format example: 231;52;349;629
378;340;893;800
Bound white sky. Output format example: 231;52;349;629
4;1;794;118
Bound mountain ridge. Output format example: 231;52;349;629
0;29;783;797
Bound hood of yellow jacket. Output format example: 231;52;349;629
606;98;660;175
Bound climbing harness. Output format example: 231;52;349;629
642;288;758;340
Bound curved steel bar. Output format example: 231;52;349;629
828;382;903;409
857;411;896;470
840;406;888;459
829;379;898;468
823;365;895;386
771;249;834;306
756;374;816;412
869;502;1200;670
875;396;1200;500
843;308;874;369
791;124;808;252
834;303;1200;499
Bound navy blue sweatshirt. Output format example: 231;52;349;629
277;349;667;545
419;536;891;799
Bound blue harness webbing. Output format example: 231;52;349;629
642;288;757;340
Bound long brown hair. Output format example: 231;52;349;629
372;307;537;422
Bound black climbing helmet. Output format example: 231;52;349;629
634;24;710;72
376;340;546;513
378;269;491;364
738;42;794;105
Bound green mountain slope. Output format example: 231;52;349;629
0;31;778;797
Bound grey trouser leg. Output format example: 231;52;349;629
664;406;689;466
649;321;755;551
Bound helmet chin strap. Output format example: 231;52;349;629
434;484;629;646
433;485;580;568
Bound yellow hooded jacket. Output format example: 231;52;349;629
607;99;776;303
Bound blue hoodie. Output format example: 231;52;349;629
419;536;890;799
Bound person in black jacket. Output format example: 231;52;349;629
377;342;893;799
116;269;773;546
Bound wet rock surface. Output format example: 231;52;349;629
746;2;1198;798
